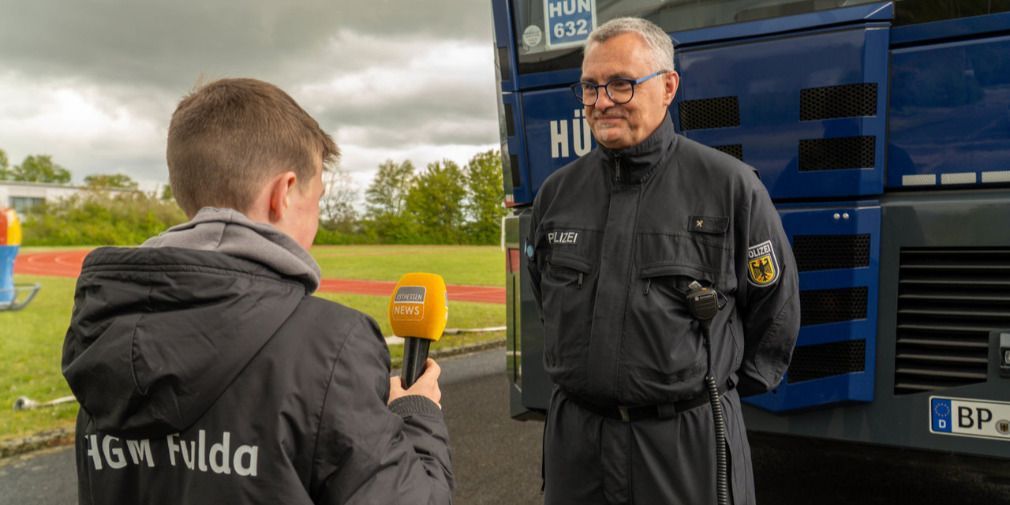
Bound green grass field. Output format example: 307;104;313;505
0;246;505;444
21;245;507;286
312;245;504;286
0;275;79;442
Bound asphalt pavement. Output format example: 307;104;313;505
0;444;75;504
0;348;543;505
440;349;543;505
3;349;1009;505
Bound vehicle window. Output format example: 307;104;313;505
511;1;1010;75
511;0;880;74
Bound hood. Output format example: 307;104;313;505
63;231;309;438
142;207;320;293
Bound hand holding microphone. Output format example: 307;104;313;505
388;358;442;407
388;273;448;393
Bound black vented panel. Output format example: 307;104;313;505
679;96;740;131
801;83;878;120
497;46;511;81
711;144;743;161
787;340;866;383
504;103;515;137
894;248;1010;395
800;287;868;326
793;234;871;271
799;136;875;171
500;151;513;190
509;154;520;188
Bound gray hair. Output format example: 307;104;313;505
586;17;675;71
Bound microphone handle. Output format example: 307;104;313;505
401;338;431;388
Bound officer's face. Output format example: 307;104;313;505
581;33;679;150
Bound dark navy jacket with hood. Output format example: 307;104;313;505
62;208;453;505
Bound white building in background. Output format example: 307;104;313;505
0;181;134;216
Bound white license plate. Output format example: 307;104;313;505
930;396;1010;442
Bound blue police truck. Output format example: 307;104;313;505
493;0;1010;474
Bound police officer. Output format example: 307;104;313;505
527;17;800;505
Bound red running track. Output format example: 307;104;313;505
15;250;505;304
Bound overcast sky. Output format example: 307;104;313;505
0;0;500;198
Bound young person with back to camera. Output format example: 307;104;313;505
62;78;454;505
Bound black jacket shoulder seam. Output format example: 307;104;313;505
82;261;303;290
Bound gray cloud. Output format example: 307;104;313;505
336;119;500;149
0;0;501;188
0;0;493;91
315;76;498;148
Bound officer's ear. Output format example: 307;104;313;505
662;70;680;107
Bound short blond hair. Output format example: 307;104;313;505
166;78;339;216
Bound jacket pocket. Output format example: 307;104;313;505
640;263;715;297
541;251;594;369
637;232;732;292
623;262;709;382
546;253;592;289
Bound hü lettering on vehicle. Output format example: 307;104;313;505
550;109;593;159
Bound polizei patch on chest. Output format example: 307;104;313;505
747;240;780;287
547;230;579;246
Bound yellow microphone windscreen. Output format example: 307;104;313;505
388;272;448;342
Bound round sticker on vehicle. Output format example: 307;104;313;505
523;25;543;48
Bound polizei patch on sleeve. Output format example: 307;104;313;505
747;240;780;287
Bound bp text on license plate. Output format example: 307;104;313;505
930;396;1010;441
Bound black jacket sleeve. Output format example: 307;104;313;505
735;181;801;396
310;315;453;504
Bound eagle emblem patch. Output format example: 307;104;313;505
747;240;779;287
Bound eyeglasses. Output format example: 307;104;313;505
570;70;668;106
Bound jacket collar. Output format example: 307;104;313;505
600;113;677;184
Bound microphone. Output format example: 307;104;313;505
388;272;448;388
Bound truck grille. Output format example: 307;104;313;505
798;136;876;171
800;83;878;120
711;144;743;161
800;287;868;326
788;340;866;384
793;234;871;271
679;96;740;131
894;248;1010;395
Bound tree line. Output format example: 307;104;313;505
0;150;73;185
0;148;139;189
1;147;508;246
332;149;506;245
